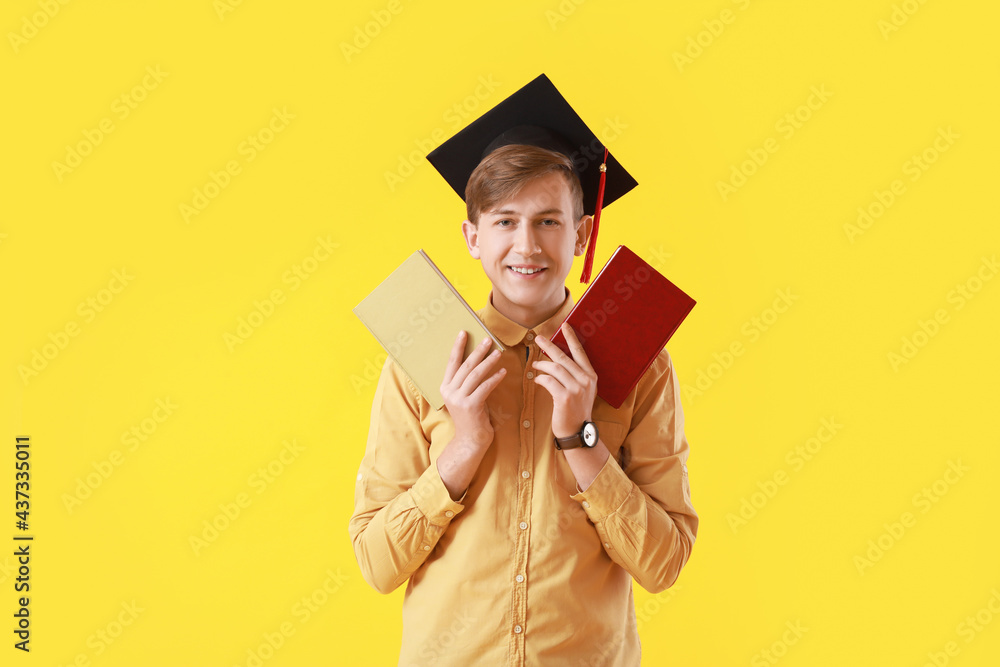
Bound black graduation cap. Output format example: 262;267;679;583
426;73;638;283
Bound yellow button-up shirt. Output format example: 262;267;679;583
350;288;698;666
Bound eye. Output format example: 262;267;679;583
540;219;559;226
495;219;513;227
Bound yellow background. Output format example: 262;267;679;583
3;0;999;665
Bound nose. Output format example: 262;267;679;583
513;221;541;258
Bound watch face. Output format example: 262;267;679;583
582;422;598;447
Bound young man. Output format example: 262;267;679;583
350;75;697;666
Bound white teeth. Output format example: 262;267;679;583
510;267;543;274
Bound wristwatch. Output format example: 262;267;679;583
554;421;599;450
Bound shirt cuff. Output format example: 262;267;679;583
570;454;634;522
409;461;466;526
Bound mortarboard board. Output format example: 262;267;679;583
426;73;638;283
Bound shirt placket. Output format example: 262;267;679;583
508;331;539;665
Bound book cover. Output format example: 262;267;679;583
353;250;504;409
549;245;695;408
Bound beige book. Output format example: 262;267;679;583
353;250;505;410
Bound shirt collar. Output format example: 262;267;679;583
477;287;575;347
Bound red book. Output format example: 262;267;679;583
549;245;696;408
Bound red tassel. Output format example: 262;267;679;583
580;147;609;284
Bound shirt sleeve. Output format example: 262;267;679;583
570;349;698;594
349;357;466;594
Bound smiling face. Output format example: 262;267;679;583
462;170;592;328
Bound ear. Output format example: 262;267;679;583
461;219;481;259
574;214;593;256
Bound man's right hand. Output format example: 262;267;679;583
440;330;505;447
436;330;506;499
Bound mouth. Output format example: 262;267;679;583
507;265;547;278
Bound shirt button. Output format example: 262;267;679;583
526;332;535;341
526;371;534;379
356;473;362;481
514;625;523;634
445;510;454;518
423;545;431;551
521;470;530;479
515;574;524;583
522;420;530;428
519;521;528;530
604;542;611;549
582;501;590;509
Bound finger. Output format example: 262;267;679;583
460;348;502;396
530;359;576;390
468;366;507;403
531;374;560;400
534;332;571;364
443;330;468;383
535;332;588;385
560;323;595;375
449;336;494;388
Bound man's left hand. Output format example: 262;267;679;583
532;323;598;439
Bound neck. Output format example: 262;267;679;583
491;287;568;330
